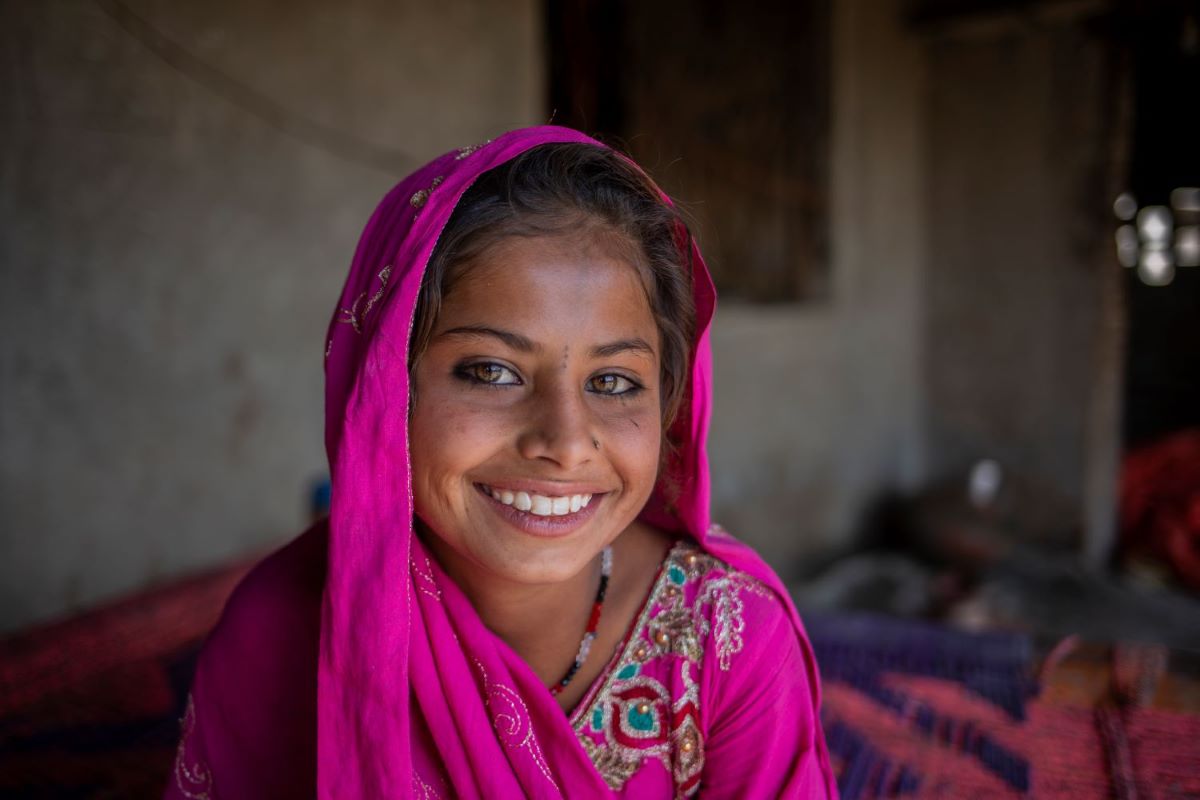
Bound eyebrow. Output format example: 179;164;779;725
591;338;656;359
437;326;655;360
437;325;539;352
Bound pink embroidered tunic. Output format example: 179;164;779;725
171;532;829;798
568;539;823;797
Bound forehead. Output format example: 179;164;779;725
437;233;658;347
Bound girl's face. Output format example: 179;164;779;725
410;232;664;588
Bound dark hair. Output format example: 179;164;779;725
409;143;697;433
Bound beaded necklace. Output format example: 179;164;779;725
550;546;613;696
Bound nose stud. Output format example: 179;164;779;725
592;438;600;450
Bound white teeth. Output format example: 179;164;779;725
485;485;595;517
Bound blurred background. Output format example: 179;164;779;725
2;0;1199;796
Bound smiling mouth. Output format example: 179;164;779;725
477;484;594;516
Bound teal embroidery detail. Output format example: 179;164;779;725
570;539;771;797
627;703;656;732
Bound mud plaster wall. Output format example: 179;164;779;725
1;0;1113;632
708;0;927;571
713;3;1117;571
1;0;927;630
0;0;542;633
922;20;1117;553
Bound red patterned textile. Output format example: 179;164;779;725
1120;428;1200;589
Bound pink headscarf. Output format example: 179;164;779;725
172;126;832;798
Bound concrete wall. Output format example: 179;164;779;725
1;0;1119;633
0;0;542;633
1;0;932;631
713;1;1121;569
709;0;927;570
921;16;1120;550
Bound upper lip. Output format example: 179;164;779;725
474;479;610;496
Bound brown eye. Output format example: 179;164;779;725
588;374;638;395
461;362;520;385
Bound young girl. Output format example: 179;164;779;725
167;127;836;798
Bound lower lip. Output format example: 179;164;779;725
474;484;605;538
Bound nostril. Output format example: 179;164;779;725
516;404;598;467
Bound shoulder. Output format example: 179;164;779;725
180;522;327;796
679;536;835;797
661;539;787;673
664;537;823;744
200;518;327;702
214;519;328;643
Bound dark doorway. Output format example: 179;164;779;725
545;0;832;303
1122;6;1200;448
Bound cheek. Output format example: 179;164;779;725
596;405;662;486
409;397;504;502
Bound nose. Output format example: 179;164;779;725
516;382;595;470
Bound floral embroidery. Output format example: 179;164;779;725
173;694;213;799
707;522;734;540
409;175;445;210
700;570;770;670
411;553;441;600
412;772;441;799
475;660;560;792
572;540;772;797
339;264;392;333
671;663;704;788
454;139;492;160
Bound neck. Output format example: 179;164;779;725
416;526;603;679
472;567;599;649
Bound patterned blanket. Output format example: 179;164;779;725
1;565;1197;798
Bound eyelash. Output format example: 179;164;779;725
587;373;642;396
453;361;644;396
455;362;521;387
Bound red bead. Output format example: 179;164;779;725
546;546;613;695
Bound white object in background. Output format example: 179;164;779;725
1139;246;1175;286
1170;186;1200;214
1137;205;1173;247
1175;225;1200;267
1115;225;1139;267
968;459;1004;510
1113;192;1138;221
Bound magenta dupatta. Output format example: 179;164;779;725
168;127;834;799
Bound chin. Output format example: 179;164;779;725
477;529;614;586
416;508;607;588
